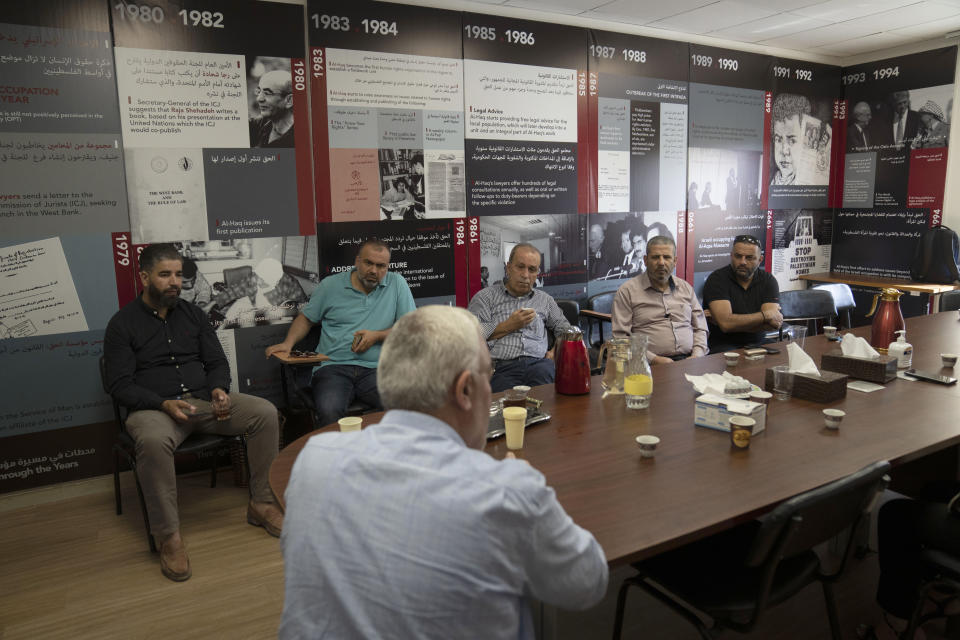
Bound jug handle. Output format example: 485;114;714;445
866;292;880;318
596;343;608;370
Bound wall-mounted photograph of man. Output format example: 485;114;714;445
247;57;295;149
769;93;832;187
476;214;587;303
586;211;678;295
378;149;425;220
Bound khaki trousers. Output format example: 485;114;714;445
125;392;279;538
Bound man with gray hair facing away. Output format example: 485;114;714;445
279;306;608;639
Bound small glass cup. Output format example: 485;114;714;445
772;365;793;401
786;325;808;350
502;388;528;409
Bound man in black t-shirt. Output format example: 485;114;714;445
702;235;782;353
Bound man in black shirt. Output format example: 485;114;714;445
104;244;283;582
702;235;782;353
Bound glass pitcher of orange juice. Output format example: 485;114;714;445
624;334;652;409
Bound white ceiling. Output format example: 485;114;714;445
458;0;960;60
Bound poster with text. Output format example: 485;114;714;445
112;0;313;244
831;209;927;279
840;47;956;219
309;1;464;223
586;31;688;216
0;1;129;240
687;45;770;295
472;213;587;304
767;59;841;210
317;220;458;305
463;15;587;216
769;209;832;291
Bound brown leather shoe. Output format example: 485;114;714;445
159;536;191;582
247;501;283;537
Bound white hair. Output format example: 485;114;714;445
378;306;484;413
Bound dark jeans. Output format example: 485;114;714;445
877;497;960;619
491;356;555;393
310;364;382;427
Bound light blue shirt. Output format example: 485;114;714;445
300;270;415;369
279;410;608;640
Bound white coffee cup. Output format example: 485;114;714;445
723;352;740;367
823;409;845;430
502;407;527;450
942;353;958;368
823;326;837;338
635;435;660;458
338;416;362;432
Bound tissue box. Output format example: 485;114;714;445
694;394;766;434
820;351;898;384
763;368;848;403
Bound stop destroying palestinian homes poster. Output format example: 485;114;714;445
585;30;689;278
112;0;312;243
309;0;465;223
462;15;588;216
686;45;769;294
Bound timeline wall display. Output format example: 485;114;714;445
317;220;458;306
839;47;956;217
309;0;464;223
586;211;682;298
686;45;771;295
112;0;313;242
767;59;841;210
832;47;957;279
586;30;689;216
472;213;587;303
463;15;588;216
0;1;129;240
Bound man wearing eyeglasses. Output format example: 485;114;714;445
468;243;571;392
250;69;295;148
702;235;782;353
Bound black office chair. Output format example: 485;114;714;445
555;299;581;328
813;283;857;328
940;290;960;312
612;460;890;640
780;289;837;336
586;292;615;347
276;324;374;430
903;549;960;639
99;357;240;553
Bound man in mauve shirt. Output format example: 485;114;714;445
104;244;282;583
610;236;708;363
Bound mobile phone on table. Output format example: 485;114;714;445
904;369;957;385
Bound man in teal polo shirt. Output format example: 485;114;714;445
266;240;416;426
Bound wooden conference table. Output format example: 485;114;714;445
269;312;960;568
